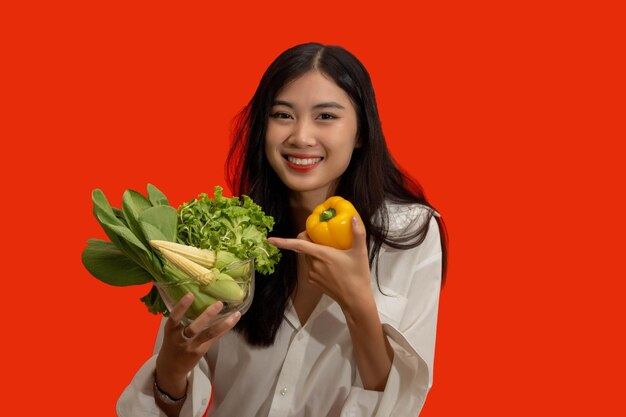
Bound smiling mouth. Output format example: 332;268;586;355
284;155;323;166
282;155;323;171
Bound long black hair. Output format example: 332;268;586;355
226;42;448;346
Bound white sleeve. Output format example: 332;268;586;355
116;318;214;417
342;215;443;417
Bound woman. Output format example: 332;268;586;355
117;42;448;417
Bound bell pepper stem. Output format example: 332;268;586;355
320;208;336;222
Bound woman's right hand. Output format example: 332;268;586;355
155;292;241;398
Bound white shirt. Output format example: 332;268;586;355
117;203;443;417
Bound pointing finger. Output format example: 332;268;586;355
268;237;325;257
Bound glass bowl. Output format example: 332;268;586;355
155;258;255;327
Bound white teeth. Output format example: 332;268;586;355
287;156;322;166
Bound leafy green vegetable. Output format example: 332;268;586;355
177;186;281;275
139;206;178;242
122;189;153;248
82;239;152;286
84;184;186;314
147;183;170;207
140;285;168;315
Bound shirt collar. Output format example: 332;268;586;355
284;294;336;330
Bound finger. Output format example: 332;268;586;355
350;215;368;253
183;301;224;339
268;236;326;257
167;292;195;326
195;311;242;345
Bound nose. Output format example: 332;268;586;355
287;118;316;147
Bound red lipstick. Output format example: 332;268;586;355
283;154;323;172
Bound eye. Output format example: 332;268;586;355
318;113;337;120
270;112;293;119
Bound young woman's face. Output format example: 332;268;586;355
265;70;359;199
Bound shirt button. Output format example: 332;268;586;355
202;398;208;405
280;387;288;396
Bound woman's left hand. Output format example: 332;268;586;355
268;216;372;311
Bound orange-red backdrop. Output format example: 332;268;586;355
1;1;624;415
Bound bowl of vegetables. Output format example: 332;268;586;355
82;184;280;325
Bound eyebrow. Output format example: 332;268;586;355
272;100;346;110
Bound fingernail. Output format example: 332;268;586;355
229;312;241;324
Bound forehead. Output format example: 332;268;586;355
274;70;352;106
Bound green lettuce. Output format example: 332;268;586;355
177;186;281;275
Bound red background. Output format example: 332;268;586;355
1;1;624;415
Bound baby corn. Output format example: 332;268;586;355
155;245;244;303
149;240;216;269
202;269;246;303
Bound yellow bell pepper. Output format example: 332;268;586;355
306;196;364;249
